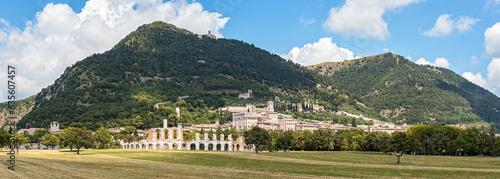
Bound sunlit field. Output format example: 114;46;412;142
1;149;499;178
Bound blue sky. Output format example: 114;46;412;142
0;0;499;102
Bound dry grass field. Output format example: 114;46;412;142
1;149;500;178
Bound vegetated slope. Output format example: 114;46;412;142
18;22;319;129
309;53;500;129
0;95;36;129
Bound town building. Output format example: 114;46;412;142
49;121;64;135
279;119;295;131
107;127;125;133
183;120;232;132
17;128;44;135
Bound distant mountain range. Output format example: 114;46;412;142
4;22;498;131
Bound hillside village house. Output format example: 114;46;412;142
17;128;44;135
183;120;232;132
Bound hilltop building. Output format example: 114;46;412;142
238;89;252;99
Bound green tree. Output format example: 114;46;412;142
58;131;74;151
12;133;29;154
493;140;500;156
41;134;59;149
65;127;94;154
31;129;50;143
291;131;305;151
244;126;269;153
95;127;112;149
362;131;392;151
386;131;419;164
0;130;10;151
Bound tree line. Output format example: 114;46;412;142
0;127;121;154
244;125;500;157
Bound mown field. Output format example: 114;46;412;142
1;149;500;178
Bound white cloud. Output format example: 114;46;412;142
456;16;480;32
463;58;500;97
323;0;420;40
415;58;433;66
299;16;316;27
415;57;450;68
422;14;454;37
434;57;451;68
464;24;500;97
0;0;229;102
486;58;500;87
485;22;500;57
422;14;480;37
283;37;355;66
462;72;487;88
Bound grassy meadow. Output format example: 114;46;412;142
1;149;500;178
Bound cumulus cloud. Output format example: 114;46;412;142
462;72;487;88
299;16;316;27
415;57;451;68
463;23;500;97
0;0;229;102
422;14;480;37
282;37;355;66
323;0;420;40
485;22;500;57
463;58;500;97
415;58;433;66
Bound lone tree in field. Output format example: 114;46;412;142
386;131;419;164
65;127;94;154
244;126;269;153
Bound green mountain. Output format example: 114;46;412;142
308;53;500;130
0;95;36;129
18;22;325;129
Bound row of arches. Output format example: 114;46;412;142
153;128;182;141
123;142;246;151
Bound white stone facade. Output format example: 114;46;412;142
123;119;252;151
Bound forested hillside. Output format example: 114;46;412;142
0;95;36;129
17;22;325;130
309;53;500;130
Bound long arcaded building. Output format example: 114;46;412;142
122;119;252;151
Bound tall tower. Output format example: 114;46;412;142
176;107;181;117
267;101;274;112
163;119;168;128
50;121;59;131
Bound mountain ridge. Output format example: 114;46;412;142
308;53;500;130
